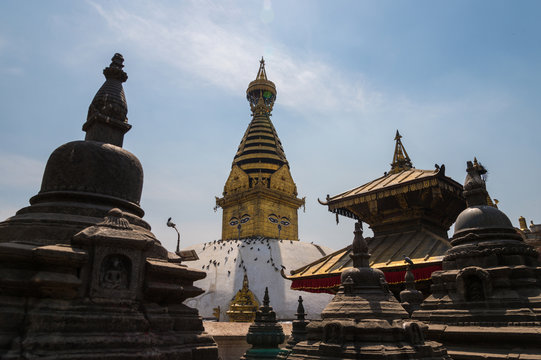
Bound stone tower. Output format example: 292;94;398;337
413;159;541;360
0;54;218;359
216;58;305;241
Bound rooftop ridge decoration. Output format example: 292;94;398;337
389;130;413;174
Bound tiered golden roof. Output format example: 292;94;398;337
216;59;304;241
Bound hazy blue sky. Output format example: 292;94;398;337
1;1;540;252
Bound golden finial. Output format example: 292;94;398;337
389;130;413;174
256;56;268;80
247;57;276;114
518;216;527;231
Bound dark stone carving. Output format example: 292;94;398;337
100;254;131;290
286;221;450;359
323;323;342;345
241;287;285;360
413;159;541;360
456;266;491;301
0;54;218;359
400;265;424;316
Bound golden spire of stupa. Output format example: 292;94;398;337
389;130;413;174
216;58;305;241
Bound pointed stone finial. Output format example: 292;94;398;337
296;296;306;321
350;221;370;268
83;53;131;147
263;286;270;307
463;158;489;207
400;265;424;317
390;130;413;174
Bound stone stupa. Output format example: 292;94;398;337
241;287;285;360
413;159;541;359
286;221;451;359
0;54;218;359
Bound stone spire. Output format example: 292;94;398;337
286;222;451;359
399;265;424;317
413;159;541;360
241;287;285;360
350;221;369;267
389;130;413;174
280;296;309;358
463;157;489;207
83;53;131;147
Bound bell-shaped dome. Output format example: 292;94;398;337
37;140;143;205
32;53;143;211
454;205;513;236
452;159;513;237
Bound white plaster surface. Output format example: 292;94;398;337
184;238;335;320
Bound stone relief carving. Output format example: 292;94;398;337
323;323;343;345
456;266;491;301
100;254;131;290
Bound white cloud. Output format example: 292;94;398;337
87;1;378;116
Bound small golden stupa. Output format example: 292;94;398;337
227;274;260;322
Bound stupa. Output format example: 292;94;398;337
413;159;541;359
286;221;451;359
241;287;285;360
0;54;218;359
277;296;309;359
184;58;333;320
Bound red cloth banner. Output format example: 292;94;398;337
290;264;442;294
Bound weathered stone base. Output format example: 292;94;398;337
286;340;450;359
425;325;541;360
0;296;218;360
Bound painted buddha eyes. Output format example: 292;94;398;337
268;214;290;226
240;215;250;224
230;215;250;226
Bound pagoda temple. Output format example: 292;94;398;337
0;54;218;359
286;131;466;296
183;59;334;321
413;159;541;360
